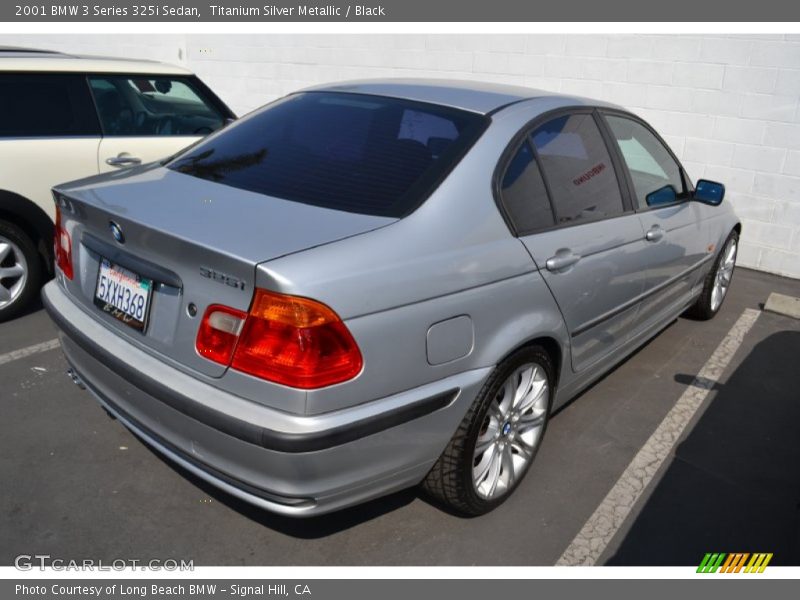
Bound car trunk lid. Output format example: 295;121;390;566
55;165;395;377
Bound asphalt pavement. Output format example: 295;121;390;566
1;267;798;566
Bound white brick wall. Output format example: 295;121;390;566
6;34;800;279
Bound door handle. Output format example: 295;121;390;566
106;154;142;167
645;226;665;242
545;250;581;272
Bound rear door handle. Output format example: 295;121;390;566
106;154;142;167
545;250;581;272
645;226;665;242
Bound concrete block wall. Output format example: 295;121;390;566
6;34;800;278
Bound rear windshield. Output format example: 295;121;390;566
168;92;488;217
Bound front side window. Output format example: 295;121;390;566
0;73;99;137
499;140;555;233
531;113;625;225
88;75;226;137
605;115;686;209
168;92;488;218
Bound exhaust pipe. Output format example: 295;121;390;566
66;367;86;390
66;367;115;420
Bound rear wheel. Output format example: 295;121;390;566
687;230;738;320
422;346;554;516
0;219;43;322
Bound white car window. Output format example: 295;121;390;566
0;73;99;137
88;75;226;137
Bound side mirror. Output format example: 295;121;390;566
693;179;725;206
646;185;678;207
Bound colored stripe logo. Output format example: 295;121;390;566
697;553;773;573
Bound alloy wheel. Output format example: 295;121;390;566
472;362;549;500
0;236;28;310
711;238;737;312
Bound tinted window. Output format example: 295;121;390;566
500;140;554;233
398;110;459;158
605;115;686;209
89;75;226;136
0;74;99;137
168;92;488;217
531;113;625;225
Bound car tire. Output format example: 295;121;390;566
686;230;739;321
422;345;554;516
0;219;43;322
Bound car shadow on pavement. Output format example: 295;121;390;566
141;444;418;538
606;329;800;566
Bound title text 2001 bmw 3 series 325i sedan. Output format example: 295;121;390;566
43;80;740;517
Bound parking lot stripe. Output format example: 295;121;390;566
0;338;60;367
556;308;761;566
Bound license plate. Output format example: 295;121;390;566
94;258;152;332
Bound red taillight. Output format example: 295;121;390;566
195;289;363;389
195;304;247;365
54;204;74;280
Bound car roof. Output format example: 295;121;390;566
0;47;192;75
301;78;622;115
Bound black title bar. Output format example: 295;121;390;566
3;0;800;22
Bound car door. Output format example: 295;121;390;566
498;109;648;372
0;73;101;222
601;112;712;332
88;74;229;173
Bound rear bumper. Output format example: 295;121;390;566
43;280;489;516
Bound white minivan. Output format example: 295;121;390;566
0;47;235;320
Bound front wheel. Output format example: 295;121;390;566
687;230;738;321
422;346;554;516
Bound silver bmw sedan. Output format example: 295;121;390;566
43;79;740;517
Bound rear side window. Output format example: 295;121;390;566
531;113;625;225
88;75;226;137
499;140;555;233
0;73;99;137
168;92;488;218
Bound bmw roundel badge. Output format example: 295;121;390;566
109;221;125;244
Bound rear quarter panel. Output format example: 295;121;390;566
305;270;568;414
